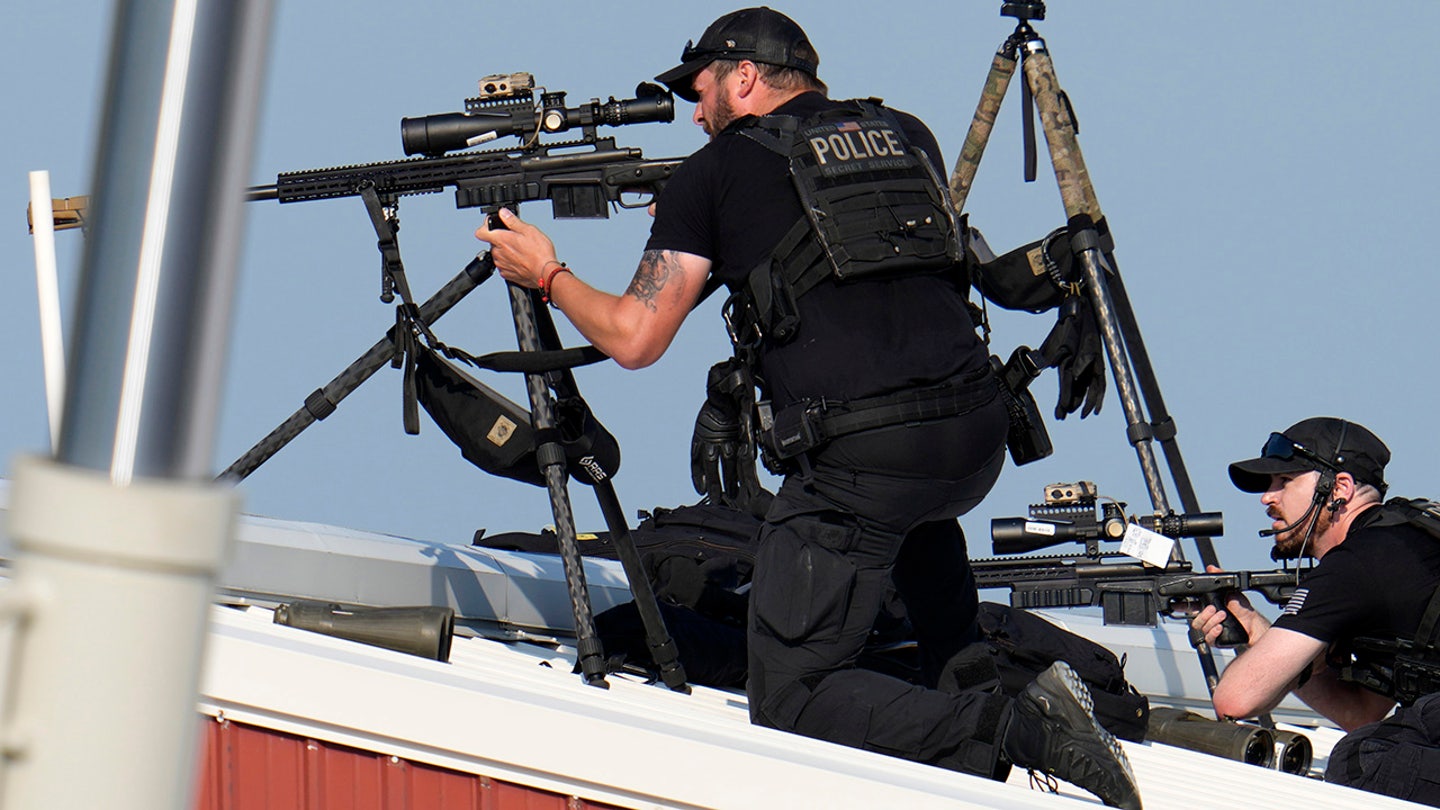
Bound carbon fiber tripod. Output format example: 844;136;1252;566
952;1;1222;576
949;1;1261;700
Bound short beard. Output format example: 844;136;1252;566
704;93;739;138
1269;500;1331;561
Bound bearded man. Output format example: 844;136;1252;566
1195;417;1440;805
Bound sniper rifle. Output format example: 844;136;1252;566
976;482;1301;634
237;73;691;689
247;72;682;219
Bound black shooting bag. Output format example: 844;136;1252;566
941;602;1150;742
414;346;620;488
414;347;543;487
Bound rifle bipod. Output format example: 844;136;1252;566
216;255;494;482
504;275;690;693
951;1;1253;704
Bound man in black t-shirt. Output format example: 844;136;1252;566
477;9;1137;807
1195;417;1440;804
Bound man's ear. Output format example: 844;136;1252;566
1328;472;1357;510
734;60;760;98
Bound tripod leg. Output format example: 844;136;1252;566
1103;266;1220;569
949;46;1019;215
1021;37;1253;655
507;283;608;688
593;482;691;692
1018;45;1103;223
1018;42;1222;569
217;253;495;483
1020;45;1171;515
526;301;690;692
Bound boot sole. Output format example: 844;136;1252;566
1034;662;1139;805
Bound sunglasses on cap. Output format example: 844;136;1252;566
680;39;751;64
1260;431;1343;474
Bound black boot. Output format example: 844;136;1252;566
1001;661;1142;810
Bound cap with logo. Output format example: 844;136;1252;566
1228;416;1390;494
654;7;818;102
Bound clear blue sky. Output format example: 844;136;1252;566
7;1;1439;580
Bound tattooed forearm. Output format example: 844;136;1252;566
626;249;682;312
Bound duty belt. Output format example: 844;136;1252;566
760;370;998;461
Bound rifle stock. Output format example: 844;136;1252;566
247;137;682;218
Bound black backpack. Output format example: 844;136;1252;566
478;501;763;623
483;502;1150;736
941;602;1150;742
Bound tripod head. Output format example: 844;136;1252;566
1000;1;1045;23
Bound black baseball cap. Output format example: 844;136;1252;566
1228;417;1390;494
654;7;819;103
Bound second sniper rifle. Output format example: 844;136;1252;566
975;483;1302;633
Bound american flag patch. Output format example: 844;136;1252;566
1282;588;1309;616
836;121;861;132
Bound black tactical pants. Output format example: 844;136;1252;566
1326;692;1440;806
746;395;1011;777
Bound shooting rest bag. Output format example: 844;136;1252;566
413;346;619;488
940;602;1150;742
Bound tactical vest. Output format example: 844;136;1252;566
724;99;963;348
714;100;995;469
1335;498;1440;705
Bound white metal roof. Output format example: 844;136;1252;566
0;482;1416;808
199;598;1405;810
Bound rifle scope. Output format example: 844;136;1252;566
991;510;1224;555
401;82;674;158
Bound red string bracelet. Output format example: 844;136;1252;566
539;260;570;306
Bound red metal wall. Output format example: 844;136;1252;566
195;717;626;810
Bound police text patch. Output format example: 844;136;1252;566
802;119;915;177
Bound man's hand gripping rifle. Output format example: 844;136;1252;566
976;482;1299;641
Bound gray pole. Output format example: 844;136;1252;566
2;1;273;807
61;0;273;483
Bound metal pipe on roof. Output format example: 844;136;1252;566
1;1;273;808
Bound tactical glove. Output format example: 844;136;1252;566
1040;295;1107;419
691;360;748;500
691;398;740;501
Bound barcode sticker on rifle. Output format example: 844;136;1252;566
1120;523;1174;567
